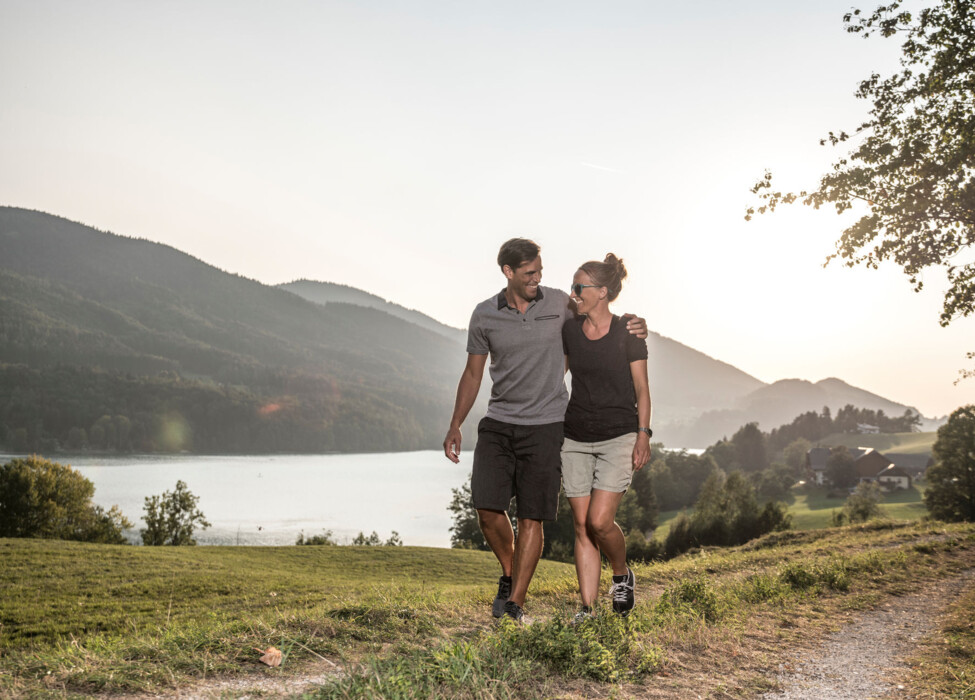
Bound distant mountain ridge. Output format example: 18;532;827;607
279;279;466;344
666;377;932;446
0;206;933;452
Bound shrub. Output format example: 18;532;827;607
295;530;337;545
141;480;210;546
624;529;664;562
351;530;403;546
0;456;131;543
843;482;884;523
660;575;722;622
663;471;791;557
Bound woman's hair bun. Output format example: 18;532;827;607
604;253;627;281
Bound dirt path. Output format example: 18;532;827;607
762;570;975;699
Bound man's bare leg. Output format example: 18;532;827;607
509;518;544;607
477;508;514;576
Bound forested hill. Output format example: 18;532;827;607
0;207;929;453
279;279;467;345
0;207;473;453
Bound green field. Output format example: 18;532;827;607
654;483;929;536
4;519;975;698
815;431;936;455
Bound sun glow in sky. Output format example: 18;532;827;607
1;0;971;418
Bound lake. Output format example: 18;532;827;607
1;451;471;548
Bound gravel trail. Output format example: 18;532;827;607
763;570;975;700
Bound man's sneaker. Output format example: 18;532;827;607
570;606;594;626
501;599;525;623
610;568;635;616
492;575;512;618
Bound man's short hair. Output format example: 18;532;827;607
497;238;540;271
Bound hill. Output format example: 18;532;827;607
279;279;467;345
816;431;937;455
668;377;929;447
0;207;472;453
0;206;934;452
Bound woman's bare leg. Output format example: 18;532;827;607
587;489;627;576
568;495;601;607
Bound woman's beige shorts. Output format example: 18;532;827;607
561;433;636;498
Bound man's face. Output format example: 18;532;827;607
504;256;542;301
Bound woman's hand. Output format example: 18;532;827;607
632;432;651;471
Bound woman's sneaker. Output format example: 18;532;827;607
570;606;594;626
501;600;525;623
492;575;512;618
610;568;635;616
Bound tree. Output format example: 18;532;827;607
844;481;885;522
783;438;813;476
826;446;859;489
925;404;975;521
747;1;975;378
730;422;770;472
141;480;211;546
0;456;131;543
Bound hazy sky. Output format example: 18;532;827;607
2;0;971;418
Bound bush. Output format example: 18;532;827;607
141;480;210;546
660;575;722;622
843;482;883;523
295;530;337;545
623;529;664;562
0;456;132;543
352;530;403;546
663;471;791;557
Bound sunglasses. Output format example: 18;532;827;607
571;283;600;296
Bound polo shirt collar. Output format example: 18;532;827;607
497;286;545;310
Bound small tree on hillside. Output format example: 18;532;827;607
925;405;975;522
142;480;210;546
843;481;884;523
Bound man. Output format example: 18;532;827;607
443;238;646;622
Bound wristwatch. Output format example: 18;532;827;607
637;427;652;438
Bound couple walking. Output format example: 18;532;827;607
443;238;652;623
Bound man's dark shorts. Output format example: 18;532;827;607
471;417;564;521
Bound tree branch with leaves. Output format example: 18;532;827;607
747;1;975;380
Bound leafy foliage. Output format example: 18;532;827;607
925;404;975;521
827;446;859;490
351;531;403;546
295;530;337;545
141;481;211;546
844;481;885;522
0;456;131;543
746;1;975;379
663;470;792;557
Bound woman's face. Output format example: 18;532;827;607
570;269;605;315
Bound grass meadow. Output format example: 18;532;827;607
2;519;974;698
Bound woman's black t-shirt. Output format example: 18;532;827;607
562;314;648;442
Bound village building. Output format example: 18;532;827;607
805;446;917;490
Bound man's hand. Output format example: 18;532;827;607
444;426;463;463
621;313;648;339
632;433;651;470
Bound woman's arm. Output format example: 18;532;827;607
630;359;652;470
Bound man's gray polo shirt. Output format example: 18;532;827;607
467;285;572;425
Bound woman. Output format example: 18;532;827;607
561;253;652;620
